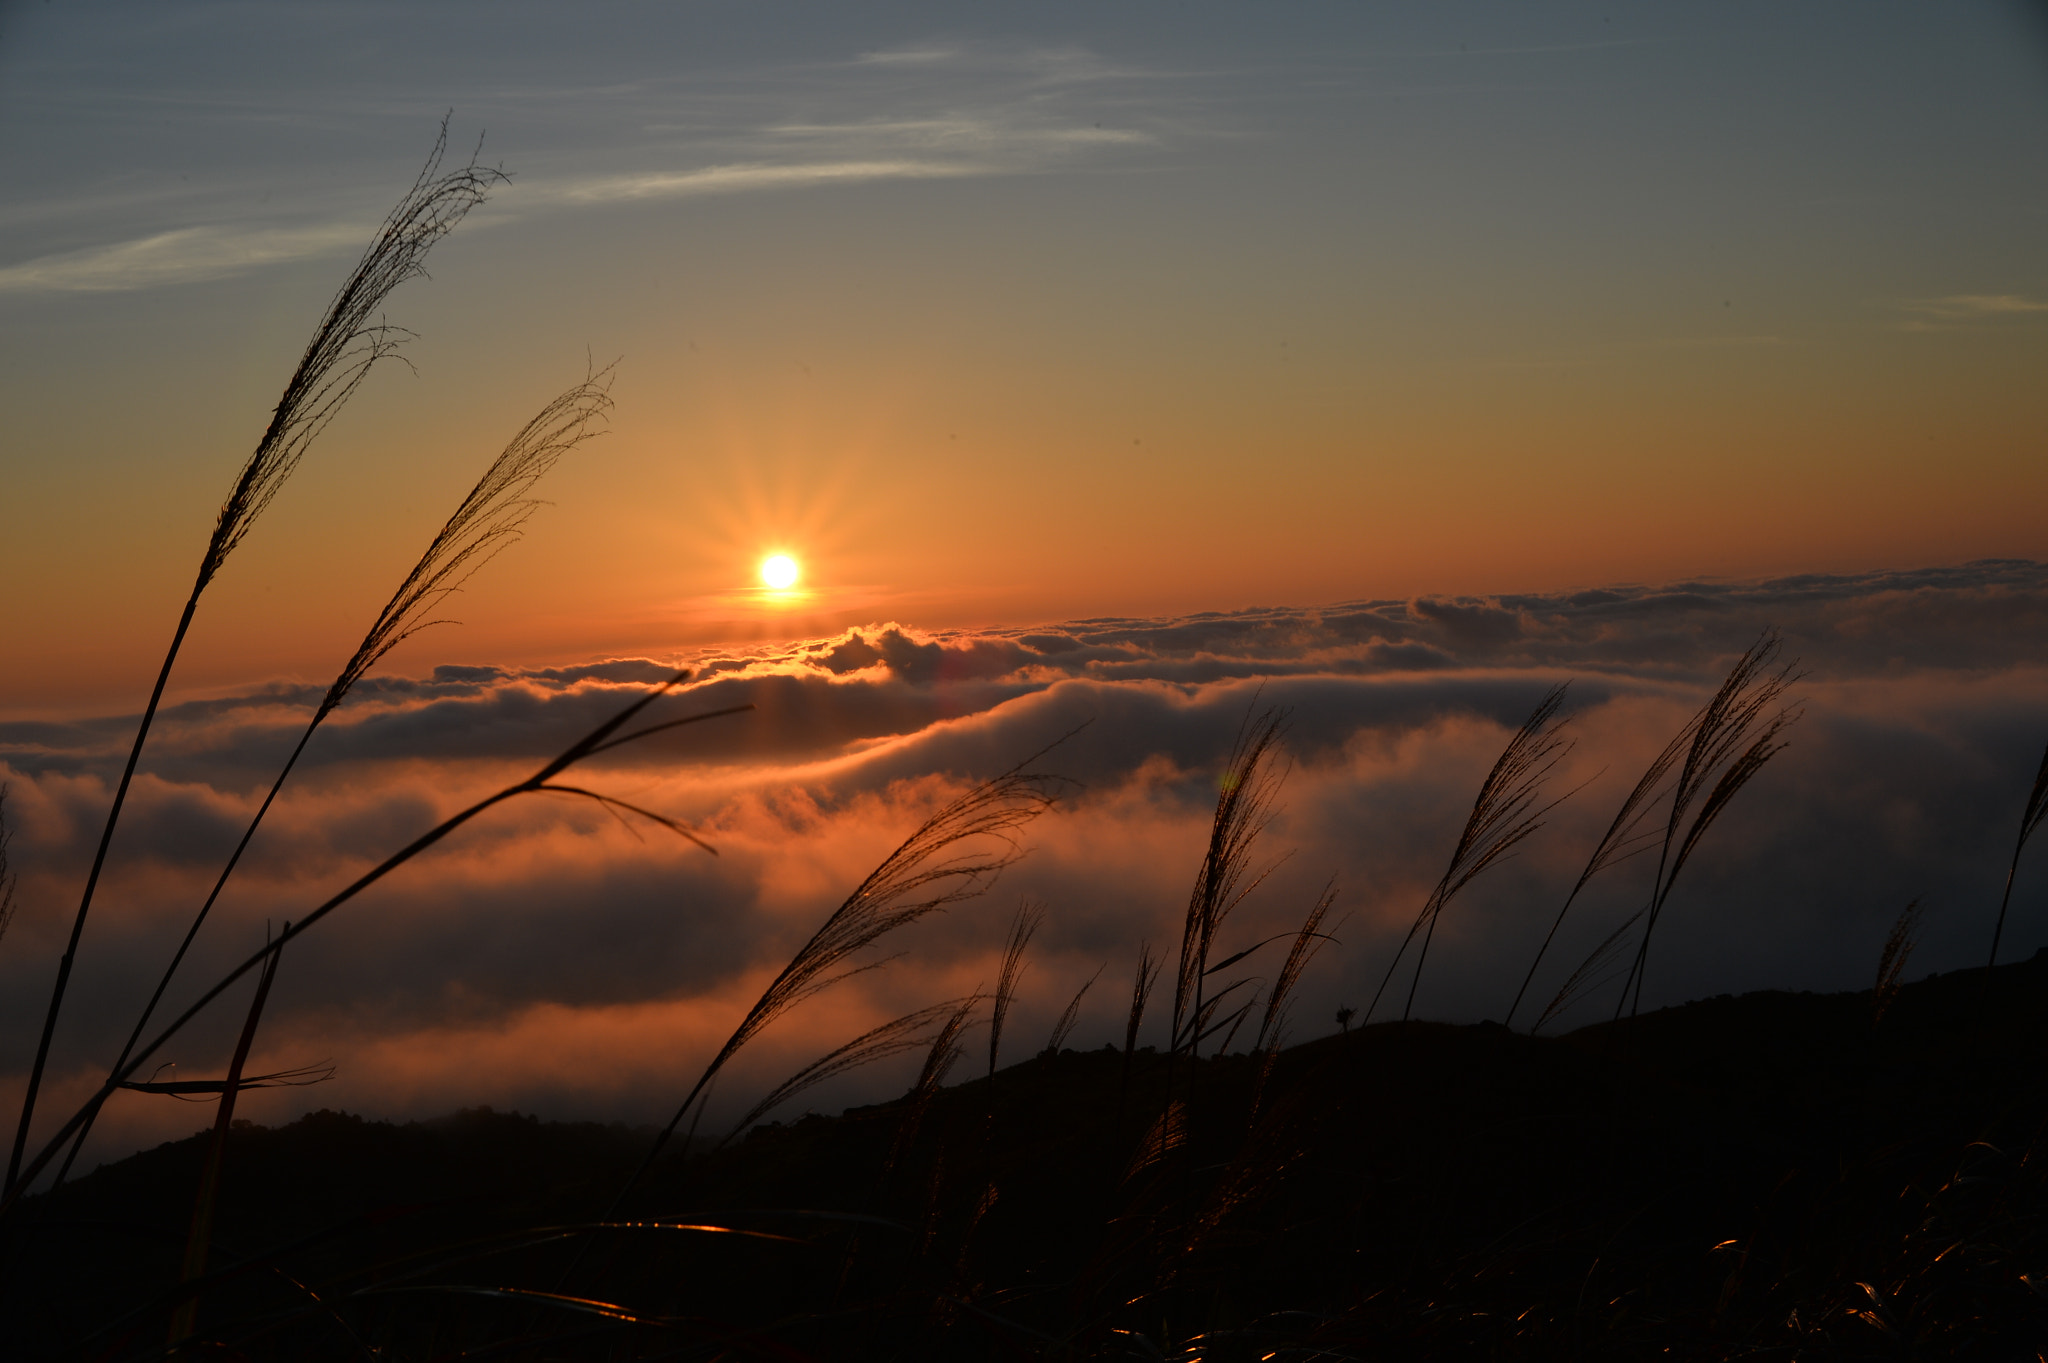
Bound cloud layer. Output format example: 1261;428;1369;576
6;560;2048;1173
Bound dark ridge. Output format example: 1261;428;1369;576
9;953;2048;1359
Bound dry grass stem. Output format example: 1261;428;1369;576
1505;713;1697;1029
1618;633;1800;1017
0;785;17;952
1533;905;1646;1033
167;924;288;1345
1873;898;1924;1029
1043;964;1105;1055
1173;707;1290;1059
1122;1100;1188;1186
609;762;1064;1213
116;1062;334;1098
1985;738;2048;969
989;903;1042;1076
1368;684;1574;1024
1125;941;1162;1060
718;1005;959;1148
1253;877;1341;1078
886;997;983;1183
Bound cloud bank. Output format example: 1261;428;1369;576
5;560;2047;1172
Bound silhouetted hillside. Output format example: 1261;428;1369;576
11;953;2048;1359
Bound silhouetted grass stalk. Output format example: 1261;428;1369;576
1533;904;1644;1033
1984;738;2048;969
1042;964;1104;1055
1505;712;1694;1029
1170;708;1288;1077
166;924;287;1346
0;785;17;952
1366;684;1572;1024
6;121;507;1196
1249;878;1339;1118
719;1005;960;1148
605;760;1064;1216
988;903;1041;1077
1617;633;1799;1018
1118;941;1162;1123
1873;899;1923;1029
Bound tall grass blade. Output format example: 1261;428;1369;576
1366;684;1573;1024
718;1005;958;1148
1172;707;1289;1062
1533;905;1645;1033
1125;940;1162;1061
166;923;288;1346
1873;898;1923;1029
1250;879;1341;1113
989;902;1041;1077
885;996;981;1177
1253;878;1340;1055
0;784;17;952
1119;940;1163;1120
1618;633;1800;1018
607;760;1063;1215
1985;738;2048;969
1042;964;1105;1055
6;120;506;1196
1505;716;1694;1028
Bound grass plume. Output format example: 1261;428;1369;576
1533;904;1645;1033
1505;709;1694;1029
1253;878;1340;1066
1043;964;1105;1056
1368;684;1573;1024
1984;738;2048;969
718;1005;959;1149
988;903;1042;1077
606;762;1064;1214
1873;898;1923;1029
1172;707;1289;1062
1617;632;1799;1018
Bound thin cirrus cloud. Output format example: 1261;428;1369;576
0;221;373;294
0;42;1166;295
545;158;983;206
1894;293;2048;327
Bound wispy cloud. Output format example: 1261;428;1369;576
854;47;962;66
1895;293;2048;328
1;40;1172;295
0;221;370;294
548;159;984;205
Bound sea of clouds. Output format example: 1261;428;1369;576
5;559;2048;1173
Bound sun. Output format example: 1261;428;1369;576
759;553;801;590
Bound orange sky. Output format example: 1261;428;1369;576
2;2;2046;717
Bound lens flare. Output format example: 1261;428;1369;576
760;554;800;590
